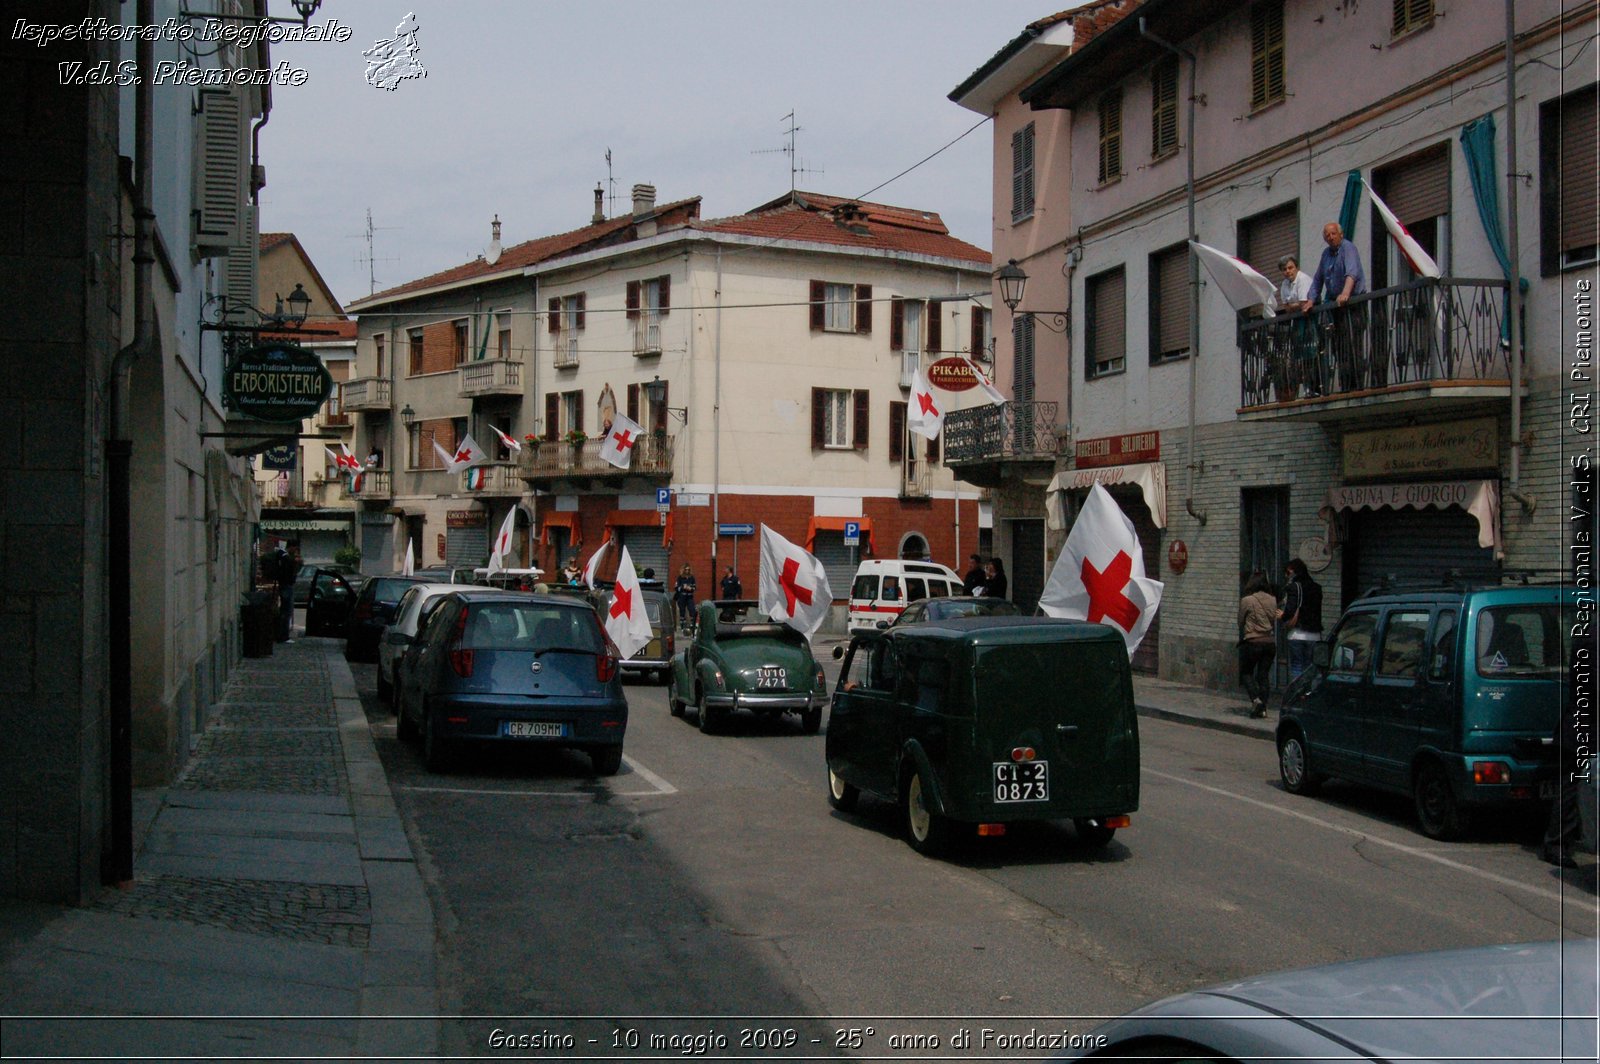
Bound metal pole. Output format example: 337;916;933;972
1504;0;1534;514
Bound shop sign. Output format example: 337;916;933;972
1075;431;1160;469
223;343;333;423
436;533;446;558
1342;417;1498;479
927;357;978;392
1167;540;1188;574
1298;537;1332;573
1327;480;1481;511
259;442;297;470
446;510;487;528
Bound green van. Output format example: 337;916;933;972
826;617;1140;856
1277;584;1570;839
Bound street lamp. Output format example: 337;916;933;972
993;259;1069;333
400;404;415;425
642;375;688;425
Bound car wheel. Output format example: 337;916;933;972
800;704;822;735
1414;760;1470;840
668;673;686;718
376;669;391;703
1278;729;1322;795
827;767;859;812
697;688;722;735
588;745;623;777
422;706;450;773
395;695;417;742
903;768;950;856
1073;817;1116;848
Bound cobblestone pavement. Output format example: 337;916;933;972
91;873;371;948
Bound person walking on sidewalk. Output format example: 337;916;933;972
1281;558;1323;679
270;542;301;642
1238;572;1278;718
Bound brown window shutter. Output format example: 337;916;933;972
1238;201;1299;283
658;274;670;314
926;305;941;353
549;297;560;334
626;280;640;321
575;293;586;331
574;391;585;433
626;383;639;422
890;298;904;351
1560;88;1599;253
925;432;940;464
811;387;826;449
889;401;906;463
652;380;668;434
1377;143;1449;224
970;311;983;358
1152;245;1190;359
544;393;559;441
852;389;869;450
809;280;825;331
1089;269;1127;373
855;285;873;333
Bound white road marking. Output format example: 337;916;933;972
398;753;677;798
1145;767;1597;913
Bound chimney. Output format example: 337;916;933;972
485;214;502;265
631;183;656;218
592;184;605;224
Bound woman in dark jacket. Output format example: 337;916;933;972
983;557;1008;600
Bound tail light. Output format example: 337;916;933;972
1473;761;1511;785
664;631;674;658
596;631;621;683
447;606;474;677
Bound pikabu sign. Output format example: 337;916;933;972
224;343;333;422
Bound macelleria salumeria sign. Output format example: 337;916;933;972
223;343;333;422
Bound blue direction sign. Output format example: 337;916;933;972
843;520;861;547
718;523;755;537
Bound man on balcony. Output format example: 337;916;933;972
1300;222;1369;393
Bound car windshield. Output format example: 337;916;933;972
929;599;1021;621
1475;604;1566;678
459;603;603;653
370;578;418;605
712;603;764;625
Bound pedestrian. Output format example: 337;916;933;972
270;542;301;642
962;553;985;596
1276;254;1316;398
720;565;742;600
674;564;697;630
983;557;1008;600
1300;221;1370;391
1281;557;1323;679
1238;572;1278;718
561;556;581;585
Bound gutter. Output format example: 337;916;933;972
1503;0;1535;515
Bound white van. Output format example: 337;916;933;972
847;560;962;632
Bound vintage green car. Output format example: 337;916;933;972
667;600;828;734
827;617;1140;856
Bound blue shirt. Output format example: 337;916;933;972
1307;239;1366;304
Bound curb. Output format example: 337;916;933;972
1136;702;1277;743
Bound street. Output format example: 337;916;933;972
350;659;1595;1059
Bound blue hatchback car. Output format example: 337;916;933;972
395;591;628;775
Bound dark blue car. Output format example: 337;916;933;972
395;592;628;775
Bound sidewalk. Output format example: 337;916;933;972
0;638;438;1058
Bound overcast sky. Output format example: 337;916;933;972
258;0;1053;307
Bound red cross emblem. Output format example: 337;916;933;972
609;582;633;620
1082;551;1141;631
915;390;938;416
454;446;473;464
778;558;813;615
610;428;636;451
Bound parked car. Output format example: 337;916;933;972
667;600;827;734
847;559;963;632
1277;583;1571;840
342;575;425;663
888;595;1021;627
303;568;359;637
597;586;676;683
377;582;475;704
412;565;476;584
293;563;362;607
394;591;627;775
471;567;547;589
827;617;1139;856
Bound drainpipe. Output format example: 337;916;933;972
1504;0;1535;515
103;0;157;887
711;246;724;576
527;277;539;568
1140;17;1207;526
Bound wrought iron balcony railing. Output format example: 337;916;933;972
1239;277;1511;408
518;433;674;480
943;401;1061;465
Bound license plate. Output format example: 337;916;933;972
993;761;1049;803
503;721;565;739
755;667;787;689
1539;781;1558;800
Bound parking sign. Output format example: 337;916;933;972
656;487;671;512
843;521;860;547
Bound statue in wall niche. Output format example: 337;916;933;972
597;383;616;435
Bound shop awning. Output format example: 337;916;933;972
604;509;671;547
805;515;874;554
260;518;353;533
1046;462;1168;530
538;510;580;547
1323;479;1501;556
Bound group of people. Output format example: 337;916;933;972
1237;558;1323;718
961;554;1008;600
1270;221;1369;400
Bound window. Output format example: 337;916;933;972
1377;611;1430;678
1428;610;1457;681
550;294;585;366
809;280;872;333
1371;144;1450;287
374;334;386;377
812;388;868;450
1011;121;1035;222
408;328;424;375
1237;201;1300;289
1250;2;1286;111
497;314;512;360
1085;267;1126;379
825;282;854;331
1149;244;1190;363
627;276;669;354
488;413;515;461
452;320;468;365
970;307;992;362
1151;58;1179;158
1329;611;1378;675
543;390;584;440
1012;313;1035;405
1392;0;1434;38
892;298;925;388
1098;90;1123;184
889;400;906;463
1540;84;1599;274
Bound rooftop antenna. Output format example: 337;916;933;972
349;208;400;296
605;148;618;220
751;111;825;194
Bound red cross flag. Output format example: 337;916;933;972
490;424;522;455
485;506;518;576
758;524;832;638
581;538;610;589
605;545;653;659
402;538;415;576
906;367;943;440
597;413;646;470
1365;179;1441;279
957;355;1007;404
433;433;488;475
1039;482;1164;659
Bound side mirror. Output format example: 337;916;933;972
875;620;890;630
386;631;412;646
1312;643;1331;669
832;645;845;660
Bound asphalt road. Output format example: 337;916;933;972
353;662;1596;1060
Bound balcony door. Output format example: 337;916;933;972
1372;144;1450;289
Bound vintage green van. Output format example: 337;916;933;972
1277;584;1571;840
826;617;1140;855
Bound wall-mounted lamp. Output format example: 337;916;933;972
994;259;1069;334
400;404;416;425
642;375;688;425
199;283;318;334
180;0;322;28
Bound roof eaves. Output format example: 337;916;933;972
1020;0;1234;110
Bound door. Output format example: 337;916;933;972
1308;609;1379;779
1363;608;1433;790
1010;519;1045;615
1242;487;1291;685
304;570;354;637
827;637;903;799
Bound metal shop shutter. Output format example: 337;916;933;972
1349;506;1497;595
811;531;857;602
446;525;488;567
360;520;393;576
617;525;669;579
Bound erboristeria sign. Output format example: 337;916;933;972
224;343;332;422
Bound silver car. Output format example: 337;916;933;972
377;583;471;704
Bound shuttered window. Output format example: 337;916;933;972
1149;245;1190;363
1250;2;1286;111
408;329;424;375
1373;143;1449;286
889;401;906;463
970;307;991;361
544;393;560;441
1391;0;1434;37
1540;85;1599;273
1237;201;1300;285
1086;267;1126;379
193;87;246;251
1151;58;1179;158
1098;91;1122;185
1012;313;1035;405
815;388;865;449
1011;122;1036;223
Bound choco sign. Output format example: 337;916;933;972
926;356;978;392
223;343;333;423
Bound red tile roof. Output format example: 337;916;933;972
1069;0;1144;48
260;231;294;252
696;192;989;266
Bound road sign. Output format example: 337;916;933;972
656;487;671;512
718;523;754;537
843;521;860;547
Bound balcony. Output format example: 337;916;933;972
342;377;390;411
457;358;523;398
461;461;522;496
518;433;673;489
341;468;392;501
633;318;662;357
1238;278;1513;421
317;407;350;428
943;401;1061;489
900;458;931;499
553;338;579;370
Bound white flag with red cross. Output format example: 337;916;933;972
1039;482;1164;659
758;524;833;638
433;433;488;475
957;355;1007;404
486;506;518;577
402;538;415;576
581;538;610;589
906;367;944;440
597;413;646;470
490;424;522;454
1364;179;1441;279
604;546;653;659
